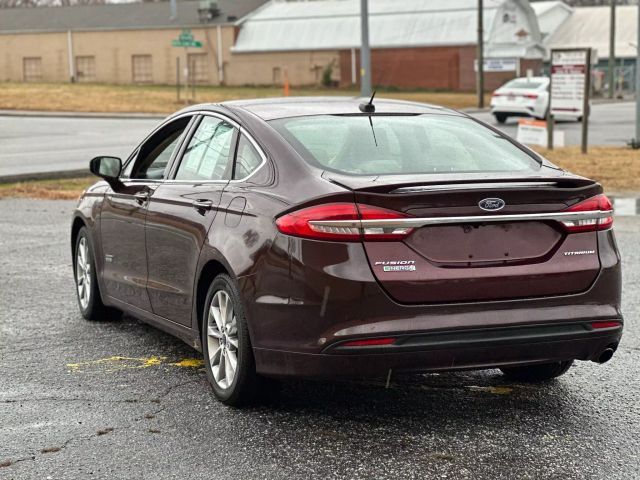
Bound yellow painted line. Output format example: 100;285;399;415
169;358;204;368
66;355;204;372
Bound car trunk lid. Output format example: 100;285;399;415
329;174;604;304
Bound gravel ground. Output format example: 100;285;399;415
0;199;638;480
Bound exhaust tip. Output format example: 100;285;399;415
594;346;616;364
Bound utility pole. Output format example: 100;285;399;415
608;0;616;99
477;0;484;108
634;0;639;147
360;0;372;98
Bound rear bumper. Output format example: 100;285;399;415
254;323;622;378
244;229;622;378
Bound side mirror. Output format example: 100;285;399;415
89;156;122;181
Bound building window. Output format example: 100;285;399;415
132;55;153;84
187;53;210;84
76;56;96;82
23;57;42;82
272;67;282;86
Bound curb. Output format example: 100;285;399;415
0;110;166;120
0;169;89;184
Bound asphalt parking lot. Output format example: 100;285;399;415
0;198;638;480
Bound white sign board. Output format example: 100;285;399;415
516;119;565;148
474;58;518;73
550;50;588;118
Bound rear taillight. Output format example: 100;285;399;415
523;93;539;100
275;203;413;242
591;321;621;329
341;337;397;347
560;194;614;233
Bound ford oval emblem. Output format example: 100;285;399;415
478;198;506;211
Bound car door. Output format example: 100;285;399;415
144;114;238;325
100;116;192;311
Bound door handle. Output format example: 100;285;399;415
192;199;214;211
134;191;149;204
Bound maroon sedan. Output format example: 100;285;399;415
71;97;622;405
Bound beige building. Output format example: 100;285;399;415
0;0;264;85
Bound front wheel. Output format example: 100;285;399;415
202;274;259;406
74;227;118;321
500;360;573;382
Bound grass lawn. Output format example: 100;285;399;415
1;147;637;200
0;176;95;200
533;146;640;193
0;82;491;113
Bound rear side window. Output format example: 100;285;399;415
270;114;541;176
175;117;236;181
233;134;262;180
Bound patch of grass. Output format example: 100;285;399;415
0;82;490;114
533;146;640;193
0;176;95;200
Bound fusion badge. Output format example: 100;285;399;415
374;260;416;272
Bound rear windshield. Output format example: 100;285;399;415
270;114;541;176
503;79;545;89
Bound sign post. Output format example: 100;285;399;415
549;48;592;153
171;29;203;104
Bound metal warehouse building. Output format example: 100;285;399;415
0;0;636;91
233;0;547;91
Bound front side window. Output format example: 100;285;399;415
175;117;236;181
128;117;190;180
270;114;541;176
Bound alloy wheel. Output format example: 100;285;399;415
76;237;91;309
207;290;239;390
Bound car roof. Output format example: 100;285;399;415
176;96;460;122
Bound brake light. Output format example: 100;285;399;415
275;203;413;242
560;194;614;233
492;92;503;97
341;337;396;347
523;93;539;99
591;321;621;329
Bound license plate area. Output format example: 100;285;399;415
405;222;562;266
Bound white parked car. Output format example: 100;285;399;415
490;77;550;124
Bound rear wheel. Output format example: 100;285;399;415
74;227;118;321
202;274;260;406
494;113;508;124
500;360;573;382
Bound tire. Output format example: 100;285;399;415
494;113;508;124
500;360;573;382
201;274;261;406
73;227;119;321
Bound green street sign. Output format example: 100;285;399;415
172;29;202;48
172;40;203;48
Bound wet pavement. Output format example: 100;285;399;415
0;199;638;479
